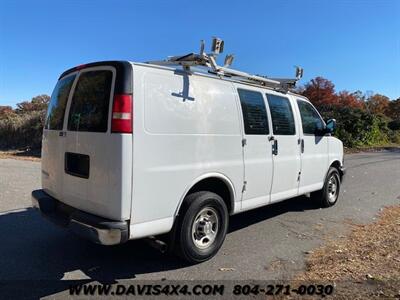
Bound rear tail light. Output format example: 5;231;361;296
111;94;133;133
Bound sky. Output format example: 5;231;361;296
0;0;399;106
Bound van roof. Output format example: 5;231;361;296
134;61;307;98
60;60;305;99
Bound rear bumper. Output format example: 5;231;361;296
31;189;129;245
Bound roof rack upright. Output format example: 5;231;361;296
147;37;303;92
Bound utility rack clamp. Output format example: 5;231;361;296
147;37;303;93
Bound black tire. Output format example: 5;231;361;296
173;191;229;263
311;167;341;208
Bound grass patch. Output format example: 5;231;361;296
296;205;400;299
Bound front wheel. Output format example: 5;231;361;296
312;167;341;207
173;191;228;263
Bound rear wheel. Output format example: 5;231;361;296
312;167;341;207
173;191;228;263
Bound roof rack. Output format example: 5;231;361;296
147;37;303;92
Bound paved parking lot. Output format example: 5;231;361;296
0;151;399;297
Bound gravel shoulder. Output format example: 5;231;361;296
0;150;41;162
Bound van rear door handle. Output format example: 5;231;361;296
272;139;278;155
59;131;67;137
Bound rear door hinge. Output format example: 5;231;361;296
242;181;247;193
242;138;247;147
297;171;301;182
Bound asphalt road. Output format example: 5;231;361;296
0;151;399;297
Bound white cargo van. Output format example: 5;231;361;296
32;40;345;263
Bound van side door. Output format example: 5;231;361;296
295;99;329;193
266;93;301;202
236;87;273;210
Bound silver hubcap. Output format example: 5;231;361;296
327;175;338;203
191;207;219;249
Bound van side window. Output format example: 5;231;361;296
297;100;325;135
266;94;295;135
45;75;76;130
237;89;269;135
67;70;113;132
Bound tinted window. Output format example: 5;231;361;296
297;100;325;135
266;94;295;135
45;75;76;130
68;70;113;132
238;89;269;135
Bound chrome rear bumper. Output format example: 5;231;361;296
32;189;129;245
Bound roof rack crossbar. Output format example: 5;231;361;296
146;38;303;92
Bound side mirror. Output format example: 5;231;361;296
325;119;337;133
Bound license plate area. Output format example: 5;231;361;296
65;152;90;179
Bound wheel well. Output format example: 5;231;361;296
183;177;233;214
330;160;343;179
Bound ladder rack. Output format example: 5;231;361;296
146;38;303;92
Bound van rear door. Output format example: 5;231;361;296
43;61;133;221
42;73;77;201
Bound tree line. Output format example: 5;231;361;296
0;77;399;150
298;77;400;147
0;95;49;150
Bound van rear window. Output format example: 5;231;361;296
45;75;76;130
67;70;113;132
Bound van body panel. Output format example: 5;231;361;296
41;129;65;200
130;64;243;226
129;216;174;239
174;172;237;216
328;136;344;167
